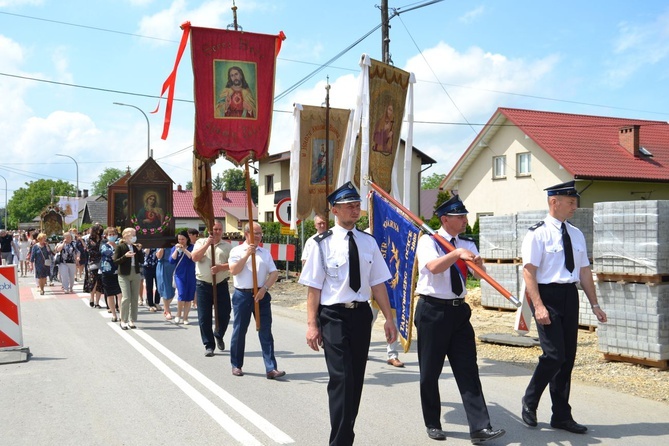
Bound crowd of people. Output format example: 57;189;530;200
0;225;202;327
2;179;608;445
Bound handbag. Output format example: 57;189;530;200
172;250;184;289
39;247;51;266
54;252;63;265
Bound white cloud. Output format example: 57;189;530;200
0;0;42;7
606;10;669;87
268;41;559;176
459;5;485;24
137;0;270;43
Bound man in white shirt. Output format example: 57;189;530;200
300;181;397;446
228;221;284;379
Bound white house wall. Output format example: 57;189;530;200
455;125;570;218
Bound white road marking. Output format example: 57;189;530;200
135;329;294;444
109;322;263;446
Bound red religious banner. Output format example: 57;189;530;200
157;22;285;165
191;26;285;164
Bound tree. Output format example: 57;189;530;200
91;167;125;196
185;181;193;190
212;173;225;191
421;172;446;190
426;190;451;230
7;179;75;228
221;168;258;203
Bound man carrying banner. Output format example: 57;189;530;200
414;196;505;443
520;181;607;434
191;220;232;357
300;181;397;446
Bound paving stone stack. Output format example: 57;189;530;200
595;281;669;362
593;200;669;365
593;200;669;275
515;210;546;256
479;215;517;260
480;263;520;310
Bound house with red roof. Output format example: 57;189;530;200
439;107;669;218
172;185;257;235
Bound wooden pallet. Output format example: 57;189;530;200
578;324;596;333
603;353;669;371
482;258;521;264
481;305;517;313
596;273;669;284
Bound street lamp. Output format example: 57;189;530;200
55;154;79;229
0;174;7;229
113;102;152;159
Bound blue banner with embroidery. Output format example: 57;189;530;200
371;192;420;352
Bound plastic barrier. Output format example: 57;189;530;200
0;265;30;363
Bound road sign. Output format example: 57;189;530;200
280;226;296;236
276;198;300;226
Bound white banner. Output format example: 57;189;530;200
57;196;79;226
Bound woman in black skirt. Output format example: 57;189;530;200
84;224;105;308
100;226;123;322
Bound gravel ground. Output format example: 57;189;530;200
270;279;669;405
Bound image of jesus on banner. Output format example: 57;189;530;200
214;60;258;119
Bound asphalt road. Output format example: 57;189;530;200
2;272;669;446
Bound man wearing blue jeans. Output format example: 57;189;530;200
228;222;284;379
191;220;232;357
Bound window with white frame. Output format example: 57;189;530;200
493;156;506;179
265;211;274;222
517;152;531;176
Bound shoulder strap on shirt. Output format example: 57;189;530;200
458;234;475;242
529;221;544;231
315;230;333;243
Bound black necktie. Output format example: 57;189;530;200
348;231;361;292
449;238;463;296
562;222;575;273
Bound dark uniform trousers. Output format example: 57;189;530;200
524;282;579;423
319;302;373;446
415;297;491;433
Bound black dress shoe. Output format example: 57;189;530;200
551;420;588;434
426;428;446;441
470;428;505;444
216;337;225;351
521;398;537;427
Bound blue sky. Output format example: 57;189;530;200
1;0;669;208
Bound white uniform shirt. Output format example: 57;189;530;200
299;224;391;306
521;214;590;284
301;234;318;262
415;228;475;299
194;238;232;283
229;243;277;289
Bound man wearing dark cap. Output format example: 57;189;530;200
300;181;398;446
521;181;607;434
414;195;505;443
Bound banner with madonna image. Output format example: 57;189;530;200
371;191;420;352
290;104;351;223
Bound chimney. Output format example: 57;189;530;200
83;189;89;198
177;184;182;192
619;125;640;157
221;191;226;200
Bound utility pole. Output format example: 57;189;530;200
381;0;391;64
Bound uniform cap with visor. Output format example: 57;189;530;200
327;181;362;206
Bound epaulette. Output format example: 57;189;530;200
458;234;476;242
315;230;333;243
528;221;545;231
357;228;375;238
